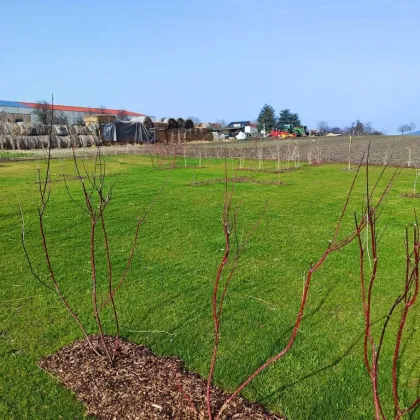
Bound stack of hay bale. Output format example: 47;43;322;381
0;122;100;150
152;117;212;144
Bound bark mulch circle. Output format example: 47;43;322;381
39;336;283;420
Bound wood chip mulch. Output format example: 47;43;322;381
39;336;283;419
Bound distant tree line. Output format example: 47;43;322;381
398;122;417;135
257;104;301;131
317;120;384;136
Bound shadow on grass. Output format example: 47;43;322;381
259;315;389;404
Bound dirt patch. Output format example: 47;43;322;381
400;193;420;199
155;165;207;170
39;336;282;419
237;167;301;174
191;177;285;187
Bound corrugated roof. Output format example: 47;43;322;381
20;102;145;116
0;100;145;116
0;100;31;108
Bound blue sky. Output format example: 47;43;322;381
2;0;420;133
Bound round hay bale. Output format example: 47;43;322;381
54;125;69;136
38;136;49;149
27;136;40;149
16;137;28;150
79;135;95;147
185;119;194;129
132;116;153;129
49;135;58;149
11;124;20;135
33;123;48;136
0;123;9;135
160;118;178;129
197;122;211;129
69;135;80;147
8;136;17;150
17;122;31;135
177;118;185;129
60;136;71;149
68;125;77;135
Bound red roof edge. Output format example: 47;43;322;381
20;102;145;117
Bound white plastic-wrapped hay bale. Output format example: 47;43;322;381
160;118;178;129
54;125;69;136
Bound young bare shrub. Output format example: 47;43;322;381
20;100;154;364
354;160;420;419
180;157;395;419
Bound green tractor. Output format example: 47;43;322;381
280;124;308;137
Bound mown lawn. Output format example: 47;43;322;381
0;153;419;419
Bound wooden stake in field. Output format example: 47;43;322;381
276;145;281;171
348;135;352;170
414;167;420;195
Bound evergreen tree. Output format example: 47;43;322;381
257;104;276;131
278;109;301;126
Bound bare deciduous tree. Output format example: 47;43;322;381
21;98;157;365
32;100;68;125
317;120;330;134
187;116;201;125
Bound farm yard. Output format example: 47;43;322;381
1;150;420;419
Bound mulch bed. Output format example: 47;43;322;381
191;177;284;187
39;336;283;420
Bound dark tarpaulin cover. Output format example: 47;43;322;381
101;121;155;143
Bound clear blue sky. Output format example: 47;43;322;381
2;0;420;133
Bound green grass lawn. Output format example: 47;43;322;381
0;154;419;419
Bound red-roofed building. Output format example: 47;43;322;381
0;100;147;124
